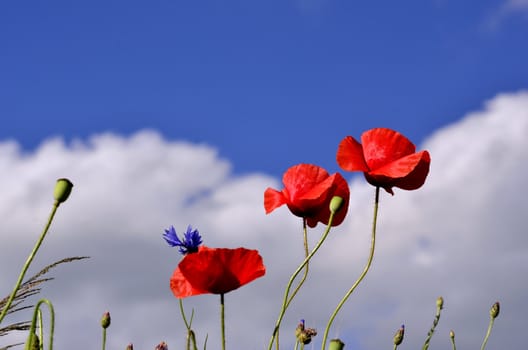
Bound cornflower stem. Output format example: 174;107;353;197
421;298;443;350
267;212;336;350
480;315;496;350
179;299;197;350
102;326;107;350
450;332;457;350
24;299;55;350
321;187;380;350
0;201;60;325
220;293;226;350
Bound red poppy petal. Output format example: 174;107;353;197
337;136;369;172
370;150;429;179
282;164;330;200
306;173;350;227
224;248;266;287
361;128;416;171
264;188;287;214
170;267;208;298
178;248;265;295
392;151;430;190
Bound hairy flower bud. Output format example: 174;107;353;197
126;344;133;350
436;296;444;310
490;301;500;319
53;178;73;205
101;311;111;329
393;324;405;346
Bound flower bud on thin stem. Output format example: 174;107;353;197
422;297;444;350
490;301;500;319
450;330;457;350
393;324;405;347
480;301;500;350
328;339;345;350
101;311;111;329
53;178;73;206
155;341;168;350
329;196;344;214
126;344;134;350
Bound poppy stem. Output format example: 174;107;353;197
321;187;380;350
268;212;336;350
0;201;60;325
220;293;226;350
285;219;310;308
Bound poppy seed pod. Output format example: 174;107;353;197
53;178;73;205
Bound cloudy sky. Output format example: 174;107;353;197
1;1;528;350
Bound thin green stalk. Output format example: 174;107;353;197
275;220;310;350
179;299;197;350
450;330;457;350
285;219;310;309
321;187;380;350
220;293;226;350
268;212;336;350
102;327;107;350
480;316;496;350
37;309;44;350
422;297;444;350
24;299;54;350
0;202;60;324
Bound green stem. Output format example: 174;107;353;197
25;299;55;350
422;301;443;350
268;212;336;350
321;187;380;350
480;316;495;350
450;332;457;350
285;219;310;309
0;202;60;325
102;328;107;350
220;293;226;350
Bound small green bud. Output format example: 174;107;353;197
490;301;500;319
436;296;444;310
126;343;134;350
101;311;111;329
328;338;345;350
329;196;344;214
449;330;455;340
393;325;405;346
53;178;73;205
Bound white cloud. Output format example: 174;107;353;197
485;0;528;30
1;91;528;349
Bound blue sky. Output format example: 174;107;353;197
1;2;528;350
2;0;527;176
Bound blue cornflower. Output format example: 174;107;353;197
163;225;203;255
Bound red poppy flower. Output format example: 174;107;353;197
170;246;266;298
264;164;350;227
336;128;430;194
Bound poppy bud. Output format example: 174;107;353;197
126;343;134;350
53;178;73;205
328;338;345;350
26;332;40;350
101;311;111;329
329;196;344;214
393;324;405;346
490;301;500;319
436;296;444;310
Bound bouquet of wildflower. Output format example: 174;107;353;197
0;128;500;350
